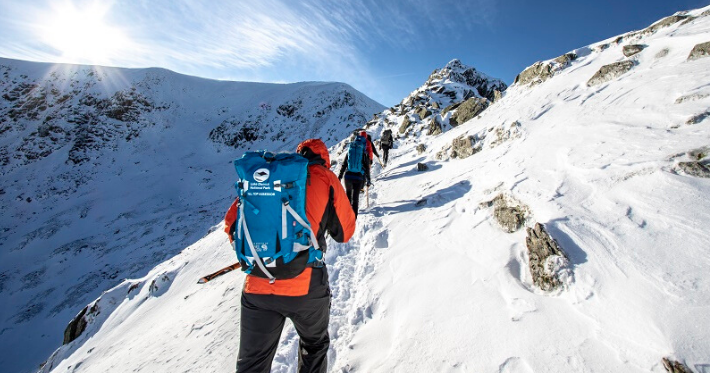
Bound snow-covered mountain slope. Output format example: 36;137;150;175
0;59;384;373
22;5;710;373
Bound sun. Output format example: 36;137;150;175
39;1;131;64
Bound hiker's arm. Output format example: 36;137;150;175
223;198;239;243
337;155;348;180
325;174;356;243
371;141;380;158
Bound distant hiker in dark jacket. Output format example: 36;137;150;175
338;140;371;218
379;129;393;166
223;138;356;373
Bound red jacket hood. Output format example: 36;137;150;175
297;138;330;165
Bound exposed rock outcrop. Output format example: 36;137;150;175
686;110;710;124
481;194;530;233
63;303;99;345
644;15;689;35
450;135;480;159
688;146;710;160
677;161;710;177
427;117;442;136
514;61;553;86
449;98;490;127
399;115;413;134
623;44;646;57
662;357;692;373
554;53;578;66
587;61;635;87
687;41;710;61
526;223;572;292
490;121;523;148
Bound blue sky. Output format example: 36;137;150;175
0;0;708;107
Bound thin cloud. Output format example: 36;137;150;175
0;0;499;106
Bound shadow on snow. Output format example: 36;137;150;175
367;180;471;217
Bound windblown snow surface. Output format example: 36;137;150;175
37;6;710;373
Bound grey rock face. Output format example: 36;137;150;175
587;61;635;87
483;194;529;233
514;61;553;86
553;52;577;66
677;161;710;178
63;303;98;344
662;357;692;373
526;223;571;292
491;121;523;148
623;44;646;57
441;101;461;117
427;117;442;136
415;106;431;120
687;41;710;61
450;135;479;159
644;15;689;34
686;110;710;124
398;115;412;134
449;98;490;127
688;146;709;160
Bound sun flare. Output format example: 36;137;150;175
40;1;131;64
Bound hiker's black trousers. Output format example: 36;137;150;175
344;178;364;217
381;145;391;165
237;268;331;373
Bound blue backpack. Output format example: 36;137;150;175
232;151;322;282
347;136;366;174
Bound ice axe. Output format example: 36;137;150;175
197;262;241;284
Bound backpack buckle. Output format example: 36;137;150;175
263;152;276;162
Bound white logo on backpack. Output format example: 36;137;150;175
253;168;270;182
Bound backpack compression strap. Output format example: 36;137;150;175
283;200;321;253
238;195;322;284
238;201;276;283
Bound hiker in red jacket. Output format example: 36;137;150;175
360;131;379;165
223;138;356;373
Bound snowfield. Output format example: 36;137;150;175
9;5;710;373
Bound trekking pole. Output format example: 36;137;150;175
197;262;241;284
366;183;370;208
375;155;384;168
